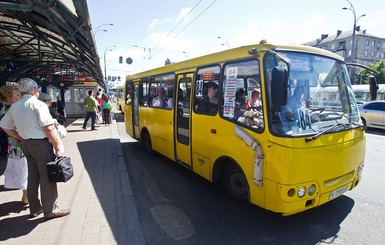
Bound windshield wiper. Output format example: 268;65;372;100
305;122;342;143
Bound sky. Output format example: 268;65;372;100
85;0;385;86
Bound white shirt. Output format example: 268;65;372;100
0;94;55;139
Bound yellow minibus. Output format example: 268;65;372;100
123;41;365;215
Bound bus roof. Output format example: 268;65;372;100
126;41;344;81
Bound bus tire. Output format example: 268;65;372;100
222;163;249;202
142;131;153;154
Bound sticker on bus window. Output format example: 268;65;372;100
226;67;238;79
196;80;203;98
223;78;237;117
297;108;312;132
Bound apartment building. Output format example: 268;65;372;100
304;30;385;83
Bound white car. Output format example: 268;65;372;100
358;101;385;130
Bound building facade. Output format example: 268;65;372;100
304;30;385;83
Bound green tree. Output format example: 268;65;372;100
164;58;171;65
359;60;385;84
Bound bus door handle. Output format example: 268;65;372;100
210;129;217;134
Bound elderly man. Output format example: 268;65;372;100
0;78;70;220
152;87;167;108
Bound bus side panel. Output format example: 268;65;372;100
141;107;175;160
191;114;266;206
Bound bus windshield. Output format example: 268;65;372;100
266;51;360;137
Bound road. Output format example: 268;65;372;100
116;113;385;245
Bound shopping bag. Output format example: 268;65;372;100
4;156;28;190
55;124;67;139
47;156;74;182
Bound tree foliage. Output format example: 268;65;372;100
164;58;171;65
359;60;385;84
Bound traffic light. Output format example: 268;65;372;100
369;75;379;101
119;56;123;64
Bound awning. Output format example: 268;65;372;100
0;0;103;87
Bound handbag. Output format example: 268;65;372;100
4;156;28;189
47;156;74;182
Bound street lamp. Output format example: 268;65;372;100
217;36;230;49
104;45;116;81
94;29;107;36
342;0;365;84
94;23;113;35
342;0;365;61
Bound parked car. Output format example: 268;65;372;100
358;100;385;130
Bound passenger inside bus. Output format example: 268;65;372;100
197;81;218;114
152;87;167;108
234;88;247;119
166;88;175;109
237;88;264;129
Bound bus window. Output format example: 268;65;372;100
221;59;264;130
140;79;150;107
194;65;220;115
149;74;175;109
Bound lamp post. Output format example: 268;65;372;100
104;45;116;81
343;0;365;84
94;29;107;36
217;36;230;49
94;23;113;35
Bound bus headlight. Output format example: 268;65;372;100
308;184;316;196
297;186;306;198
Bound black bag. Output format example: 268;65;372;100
47;156;74;182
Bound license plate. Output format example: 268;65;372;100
329;185;348;200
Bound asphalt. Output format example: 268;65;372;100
0;112;145;244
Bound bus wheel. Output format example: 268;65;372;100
222;164;249;202
142;131;153;154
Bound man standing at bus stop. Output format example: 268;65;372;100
82;90;98;130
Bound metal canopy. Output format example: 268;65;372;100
0;0;103;87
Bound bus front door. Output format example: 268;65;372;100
174;75;192;167
132;81;140;139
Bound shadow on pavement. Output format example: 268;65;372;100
76;137;128;244
0;202;43;241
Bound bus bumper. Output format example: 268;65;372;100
260;163;364;216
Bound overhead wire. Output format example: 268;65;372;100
143;0;218;60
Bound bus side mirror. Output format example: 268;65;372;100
369;75;378;101
271;67;288;106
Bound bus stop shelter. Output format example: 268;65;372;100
0;0;103;88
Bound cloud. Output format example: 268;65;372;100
147;18;173;30
148;19;160;30
176;7;192;23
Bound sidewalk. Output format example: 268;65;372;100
0;115;145;244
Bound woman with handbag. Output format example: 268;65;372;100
0;84;28;205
